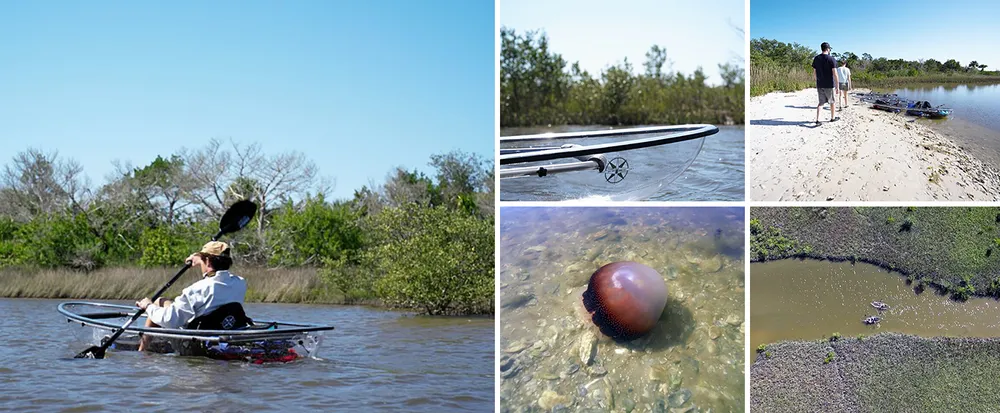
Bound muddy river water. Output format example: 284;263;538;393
751;259;1000;350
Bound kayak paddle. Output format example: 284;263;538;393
75;200;258;359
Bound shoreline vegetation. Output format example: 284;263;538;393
501;27;744;127
750;207;1000;301
751;333;1000;412
750;38;1000;96
0;142;494;316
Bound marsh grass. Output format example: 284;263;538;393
751;207;1000;298
750;65;813;96
0;266;357;304
854;73;1000;88
751;64;1000;96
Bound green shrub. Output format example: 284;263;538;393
367;205;494;315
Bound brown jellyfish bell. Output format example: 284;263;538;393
581;261;668;341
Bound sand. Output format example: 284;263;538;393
748;88;1000;201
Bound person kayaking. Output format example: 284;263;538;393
812;42;839;124
836;59;852;109
134;241;248;351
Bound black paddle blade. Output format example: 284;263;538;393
75;346;105;359
219;200;257;235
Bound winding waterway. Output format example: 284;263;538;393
0;299;494;412
751;259;1000;350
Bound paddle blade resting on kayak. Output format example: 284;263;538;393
74;200;258;359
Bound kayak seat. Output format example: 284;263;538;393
186;302;254;330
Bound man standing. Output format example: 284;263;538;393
812;42;839;123
837;60;852;108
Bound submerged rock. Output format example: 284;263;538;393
668;389;692;408
579;331;597;365
538;390;569;411
500;355;521;379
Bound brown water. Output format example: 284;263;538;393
499;207;745;413
750;260;1000;350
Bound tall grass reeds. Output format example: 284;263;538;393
0;266;352;304
750;64;814;97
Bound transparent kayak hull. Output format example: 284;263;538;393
499;125;716;201
59;301;334;363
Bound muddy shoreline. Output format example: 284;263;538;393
750;207;1000;300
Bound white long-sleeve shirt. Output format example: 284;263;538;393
145;270;247;329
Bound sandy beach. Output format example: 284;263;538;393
748;88;1000;201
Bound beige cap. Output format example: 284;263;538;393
199;241;230;256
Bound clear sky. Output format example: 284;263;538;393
500;0;746;85
0;0;494;201
751;0;998;69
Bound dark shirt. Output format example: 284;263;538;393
812;53;837;88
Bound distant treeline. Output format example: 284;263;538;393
750;38;1000;96
500;27;744;127
0;140;494;315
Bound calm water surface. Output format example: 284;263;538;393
751;260;1000;350
0;299;493;412
499;126;744;201
876;83;1000;167
499;207;745;412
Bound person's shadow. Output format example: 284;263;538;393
785;105;818;109
750;118;821;128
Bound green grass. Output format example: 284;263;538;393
751;207;1000;299
752;333;1000;412
854;73;1000;88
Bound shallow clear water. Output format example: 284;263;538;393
750;260;1000;351
878;83;1000;167
499;207;745;413
499;126;744;201
1;298;494;412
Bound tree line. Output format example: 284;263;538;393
750;38;1000;95
0;140;494;315
501;27;745;127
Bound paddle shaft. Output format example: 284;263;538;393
94;262;192;353
96;229;225;352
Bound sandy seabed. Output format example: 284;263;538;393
748;88;1000;201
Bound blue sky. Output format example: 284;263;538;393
0;0;494;201
500;0;745;85
752;0;998;69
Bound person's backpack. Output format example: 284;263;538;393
186;302;253;330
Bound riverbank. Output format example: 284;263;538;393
751;333;1000;412
0;267;349;304
748;88;1000;201
750;207;1000;300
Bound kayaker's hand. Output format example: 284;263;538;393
136;298;152;310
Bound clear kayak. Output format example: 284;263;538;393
58;301;334;363
499;124;716;201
